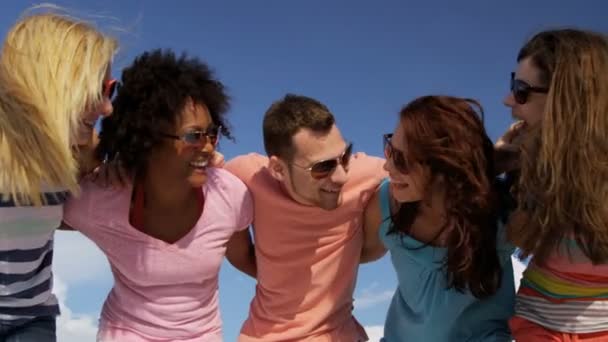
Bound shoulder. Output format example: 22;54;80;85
349;152;386;179
344;152;387;203
66;178;129;216
207;167;250;195
225;153;268;182
205;168;254;228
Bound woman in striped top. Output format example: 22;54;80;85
500;29;608;341
0;8;117;341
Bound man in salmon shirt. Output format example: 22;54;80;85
225;94;386;341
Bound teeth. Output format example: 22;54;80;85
190;160;208;168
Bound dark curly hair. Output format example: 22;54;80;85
388;95;503;299
95;49;231;175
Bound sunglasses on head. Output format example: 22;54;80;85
292;143;353;180
161;125;221;146
383;133;410;173
102;79;119;99
510;72;548;105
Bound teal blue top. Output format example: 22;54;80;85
378;179;515;341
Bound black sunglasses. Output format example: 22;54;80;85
510;72;548;104
161;125;221;146
383;133;410;173
292;143;353;179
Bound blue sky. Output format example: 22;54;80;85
1;1;606;341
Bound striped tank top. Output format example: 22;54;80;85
515;237;608;333
0;190;66;326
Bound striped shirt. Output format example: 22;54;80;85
0;191;66;326
515;238;608;333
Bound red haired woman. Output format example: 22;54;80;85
362;95;515;341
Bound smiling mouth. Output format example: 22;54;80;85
190;159;209;169
81;120;96;129
321;188;341;194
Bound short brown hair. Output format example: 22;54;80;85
263;94;335;160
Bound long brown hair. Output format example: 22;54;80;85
508;29;608;264
388;95;503;298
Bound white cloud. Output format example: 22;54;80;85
53;231;109;341
54;276;99;342
355;282;393;310
53;231;110;285
355;290;393;310
364;325;384;342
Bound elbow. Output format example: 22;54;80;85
360;247;387;264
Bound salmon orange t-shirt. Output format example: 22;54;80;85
225;152;386;342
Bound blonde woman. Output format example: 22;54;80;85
500;29;608;341
0;10;117;341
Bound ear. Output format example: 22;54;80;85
268;155;287;182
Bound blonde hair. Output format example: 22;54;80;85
508;29;608;264
0;10;118;205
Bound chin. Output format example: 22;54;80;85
318;196;342;211
392;192;422;204
188;173;208;188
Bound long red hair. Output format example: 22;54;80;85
388;95;503;298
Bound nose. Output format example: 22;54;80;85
199;138;216;153
503;92;516;108
329;163;348;185
383;159;391;173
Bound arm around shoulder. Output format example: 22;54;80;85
225;173;257;278
360;187;387;264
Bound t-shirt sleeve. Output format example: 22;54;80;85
354;152;387;185
351;152;388;210
225;154;259;186
228;174;254;232
62;181;96;233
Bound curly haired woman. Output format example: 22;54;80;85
62;49;253;342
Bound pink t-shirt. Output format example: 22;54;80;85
63;167;253;342
225;153;386;342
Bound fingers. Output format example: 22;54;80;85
496;121;527;151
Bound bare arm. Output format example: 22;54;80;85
360;188;387;263
226;227;257;278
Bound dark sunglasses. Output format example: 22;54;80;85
161;125;221;146
292;143;353;179
102;79;119;99
510;72;548;105
383;133;410;173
